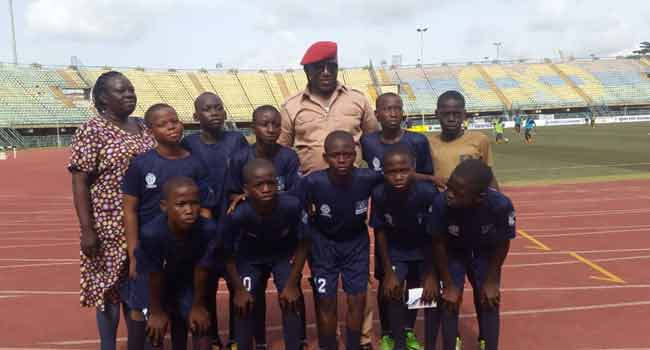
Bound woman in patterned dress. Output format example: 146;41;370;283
69;71;155;350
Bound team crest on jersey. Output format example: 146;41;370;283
448;225;460;236
384;213;394;226
372;157;382;172
277;176;286;192
508;211;516;227
481;224;494;235
355;199;369;215
320;204;332;218
145;173;157;189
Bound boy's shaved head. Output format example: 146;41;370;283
194;92;221;110
243;158;276;185
324;130;354;153
376;92;402;109
437;90;466;109
144;103;174;126
450;159;493;195
162;176;199;200
383;144;413;165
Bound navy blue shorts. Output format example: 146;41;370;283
120;273;149;311
309;231;369;298
236;255;294;294
446;251;498;292
391;260;426;284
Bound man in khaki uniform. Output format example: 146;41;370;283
279;41;379;175
279;41;379;349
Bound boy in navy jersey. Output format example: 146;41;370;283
226;105;300;207
225;105;304;349
370;146;440;350
181;92;249;349
221;159;307;350
137;177;215;350
361;92;437;350
297;130;383;350
122;104;214;343
429;159;515;350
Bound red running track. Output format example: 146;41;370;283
1;149;649;349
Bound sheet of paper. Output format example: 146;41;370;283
406;288;437;309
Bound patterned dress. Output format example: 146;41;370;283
69;116;155;309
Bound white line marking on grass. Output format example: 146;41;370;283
0;243;76;249
510;248;650;256
505;255;650;268
0;262;77;269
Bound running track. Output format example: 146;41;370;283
1;149;649;350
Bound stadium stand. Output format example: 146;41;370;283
1;58;649;138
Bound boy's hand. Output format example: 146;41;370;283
421;274;440;304
128;256;137;280
146;311;169;346
279;284;301;313
441;283;462;313
431;175;447;190
226;194;246;214
188;304;210;335
480;279;500;309
80;227;99;258
233;289;254;317
382;270;402;301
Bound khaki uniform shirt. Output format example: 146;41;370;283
428;131;494;180
279;83;379;174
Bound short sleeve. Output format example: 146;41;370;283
193;160;218;209
495;200;516;241
479;135;494;168
278;104;295;148
368;192;386;230
360;98;380;134
426;194;447;237
225;155;245;195
415;136;434;175
236;133;249;150
121;160;142;197
68;122;100;173
360;135;371;164
284;151;301;192
135;234;165;274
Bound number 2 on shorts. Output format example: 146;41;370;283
315;277;326;294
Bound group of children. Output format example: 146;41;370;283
120;89;515;350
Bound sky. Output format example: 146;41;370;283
0;0;648;69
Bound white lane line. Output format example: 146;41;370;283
0;262;78;269
505;255;650;268
0;243;76;249
510;248;650;256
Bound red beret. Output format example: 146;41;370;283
300;41;338;65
